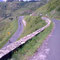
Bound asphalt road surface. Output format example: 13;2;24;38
29;19;60;60
2;16;24;48
47;19;60;60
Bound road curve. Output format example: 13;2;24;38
0;17;51;59
2;16;24;48
46;19;60;60
29;19;60;60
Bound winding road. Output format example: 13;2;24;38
47;19;60;60
0;16;51;59
29;19;60;60
1;16;60;60
3;16;24;48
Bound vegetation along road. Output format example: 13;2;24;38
29;19;60;60
2;16;24;48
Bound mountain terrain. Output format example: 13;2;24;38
0;1;49;48
34;0;60;19
0;0;60;60
0;1;48;20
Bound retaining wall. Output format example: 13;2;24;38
0;17;51;59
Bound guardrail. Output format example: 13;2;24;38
0;17;51;59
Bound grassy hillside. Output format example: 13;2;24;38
8;16;53;60
0;1;54;60
19;16;46;38
0;2;45;48
0;18;18;48
34;0;60;19
12;2;44;16
0;2;45;20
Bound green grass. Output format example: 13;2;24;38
11;2;44;20
34;0;60;18
18;16;46;39
8;19;53;60
0;18;18;48
0;1;47;48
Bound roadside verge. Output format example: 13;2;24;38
0;16;52;59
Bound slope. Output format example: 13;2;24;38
34;0;60;19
